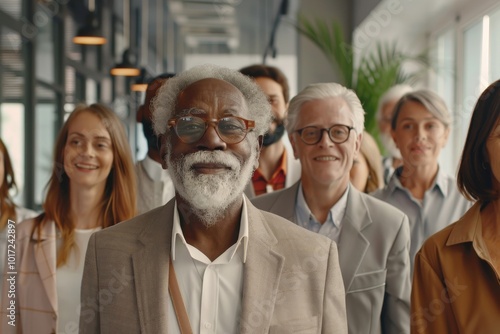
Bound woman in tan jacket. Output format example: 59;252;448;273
1;104;136;334
411;79;500;333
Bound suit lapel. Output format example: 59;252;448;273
337;188;372;290
132;202;173;333
33;222;58;314
240;199;285;333
268;182;300;223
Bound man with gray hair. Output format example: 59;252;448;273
253;82;411;334
79;65;347;333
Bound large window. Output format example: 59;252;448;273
430;3;500;174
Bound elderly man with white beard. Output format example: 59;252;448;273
79;64;347;334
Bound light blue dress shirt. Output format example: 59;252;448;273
371;166;472;271
295;182;349;244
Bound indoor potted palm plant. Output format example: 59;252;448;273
296;15;428;136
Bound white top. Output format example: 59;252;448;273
135;155;176;214
295;182;349;244
168;198;249;334
56;227;101;333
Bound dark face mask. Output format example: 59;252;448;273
262;121;285;147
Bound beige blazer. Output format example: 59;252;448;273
79;197;347;333
252;182;411;334
1;218;59;334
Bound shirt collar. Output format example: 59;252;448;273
142;155;171;181
171;197;249;262
254;148;288;178
447;202;481;245
296;182;350;228
388;165;449;196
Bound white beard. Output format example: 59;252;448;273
380;132;402;159
167;147;257;227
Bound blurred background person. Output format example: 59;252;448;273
376;84;413;183
0;138;37;275
350;131;384;193
253;83;411;334
239;64;301;197
411;79;500;333
372;90;471;271
1;104;136;334
136;73;176;214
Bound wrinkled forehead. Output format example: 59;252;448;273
175;78;248;116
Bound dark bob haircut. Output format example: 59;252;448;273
457;79;500;203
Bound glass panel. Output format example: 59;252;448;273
0;104;25;205
462;20;482;139
34;86;57;206
86;78;97;104
431;28;456;174
0;26;25;206
64;10;82;62
35;10;55;83
0;0;22;19
489;6;500;81
1;27;24;102
65;65;76;105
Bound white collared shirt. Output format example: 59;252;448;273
295;182;349;243
168;198;249;334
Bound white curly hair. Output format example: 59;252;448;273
152;64;272;138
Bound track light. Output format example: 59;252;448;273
130;68;149;91
110;49;141;76
73;0;106;45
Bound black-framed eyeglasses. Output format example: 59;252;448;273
295;124;355;145
168;115;255;144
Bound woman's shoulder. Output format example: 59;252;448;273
15;206;39;222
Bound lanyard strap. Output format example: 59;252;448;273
169;257;193;334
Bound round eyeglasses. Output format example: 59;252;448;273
168;115;255;144
295;124;355;145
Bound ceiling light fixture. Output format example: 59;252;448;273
110;49;141;76
130;68;150;91
73;0;106;45
110;0;140;76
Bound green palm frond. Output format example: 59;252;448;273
296;16;429;135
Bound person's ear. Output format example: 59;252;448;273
353;131;363;160
290;133;299;159
159;134;169;169
391;128;399;149
257;135;263;150
253;136;264;169
442;127;451;147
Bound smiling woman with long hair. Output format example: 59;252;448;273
1;104;136;334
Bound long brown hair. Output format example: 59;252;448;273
359;131;384;193
0;138;18;229
34;104;137;266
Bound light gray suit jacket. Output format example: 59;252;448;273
252;182;411;334
79;197;348;333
